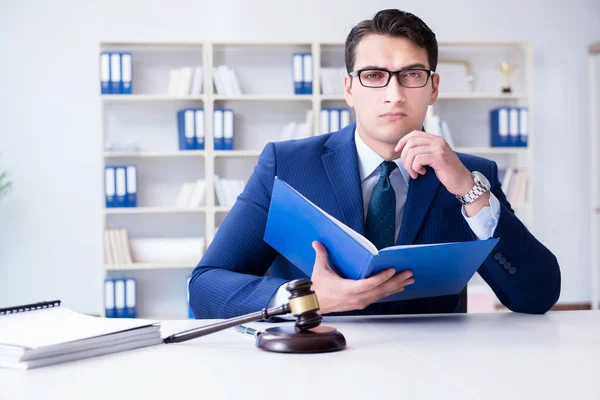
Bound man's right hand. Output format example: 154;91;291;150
309;241;415;314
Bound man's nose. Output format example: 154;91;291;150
384;74;407;104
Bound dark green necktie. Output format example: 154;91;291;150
365;161;398;250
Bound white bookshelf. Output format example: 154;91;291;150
100;40;534;318
101;95;206;102
589;42;600;311
104;151;205;158
104;263;198;271
104;207;206;215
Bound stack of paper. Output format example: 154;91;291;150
0;303;161;370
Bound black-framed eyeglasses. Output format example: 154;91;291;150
349;68;435;88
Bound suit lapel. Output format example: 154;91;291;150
322;122;365;236
396;166;440;245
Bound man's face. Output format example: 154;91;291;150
344;34;439;147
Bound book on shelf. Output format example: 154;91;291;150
104;228;133;266
320;108;351;135
0;300;161;370
424;107;455;149
279;110;313;141
214;176;246;208
104;278;137;318
212;65;242;95
490;107;528;147
174;180;206;208
320;67;346;95
292;52;313;95
213;109;234;150
177;108;205;151
499;168;528;207
100;52;132;95
105;165;137;207
168;65;203;96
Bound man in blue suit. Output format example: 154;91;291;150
190;9;560;318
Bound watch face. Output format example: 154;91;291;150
473;171;491;190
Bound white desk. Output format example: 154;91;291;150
1;310;599;400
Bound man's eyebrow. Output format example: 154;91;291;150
355;63;429;71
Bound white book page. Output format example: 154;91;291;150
279;179;377;255
378;242;455;253
0;307;158;350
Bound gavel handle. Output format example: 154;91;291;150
163;304;291;343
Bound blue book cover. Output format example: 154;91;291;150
264;177;499;303
120;52;133;95
177;109;195;150
125;165;137;207
100;52;111;94
490;107;509;147
109;53;122;94
104;278;116;318
302;53;313;95
292;53;303;95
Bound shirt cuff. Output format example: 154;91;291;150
267;282;291;308
461;191;501;240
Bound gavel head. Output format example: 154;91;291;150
285;279;323;331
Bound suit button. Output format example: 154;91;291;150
503;262;512;270
508;266;517;275
494;253;502;261
499;257;507;265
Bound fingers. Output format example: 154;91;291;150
395;130;429;153
411;154;436;178
361;271;415;305
351;267;396;293
402;145;432;178
399;137;431;161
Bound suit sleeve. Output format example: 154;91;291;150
478;161;561;314
188;142;289;318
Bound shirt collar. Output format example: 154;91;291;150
354;127;410;184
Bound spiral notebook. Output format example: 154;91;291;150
0;300;162;370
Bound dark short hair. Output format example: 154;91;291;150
345;9;438;73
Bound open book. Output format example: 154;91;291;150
264;177;499;302
0;301;162;370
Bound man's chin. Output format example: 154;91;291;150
377;127;413;144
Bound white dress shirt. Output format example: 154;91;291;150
267;130;501;308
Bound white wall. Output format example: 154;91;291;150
1;0;599;314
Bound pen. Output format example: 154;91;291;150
234;325;261;338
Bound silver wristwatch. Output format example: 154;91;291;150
456;171;491;205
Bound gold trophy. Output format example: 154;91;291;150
500;62;512;93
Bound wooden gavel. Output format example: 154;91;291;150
164;279;322;342
163;279;346;353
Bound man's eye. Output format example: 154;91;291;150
365;72;384;79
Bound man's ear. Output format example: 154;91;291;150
429;73;440;106
344;74;354;108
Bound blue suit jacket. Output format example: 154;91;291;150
190;122;560;318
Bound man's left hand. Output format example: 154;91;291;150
394;130;474;197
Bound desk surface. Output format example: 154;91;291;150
2;310;599;400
